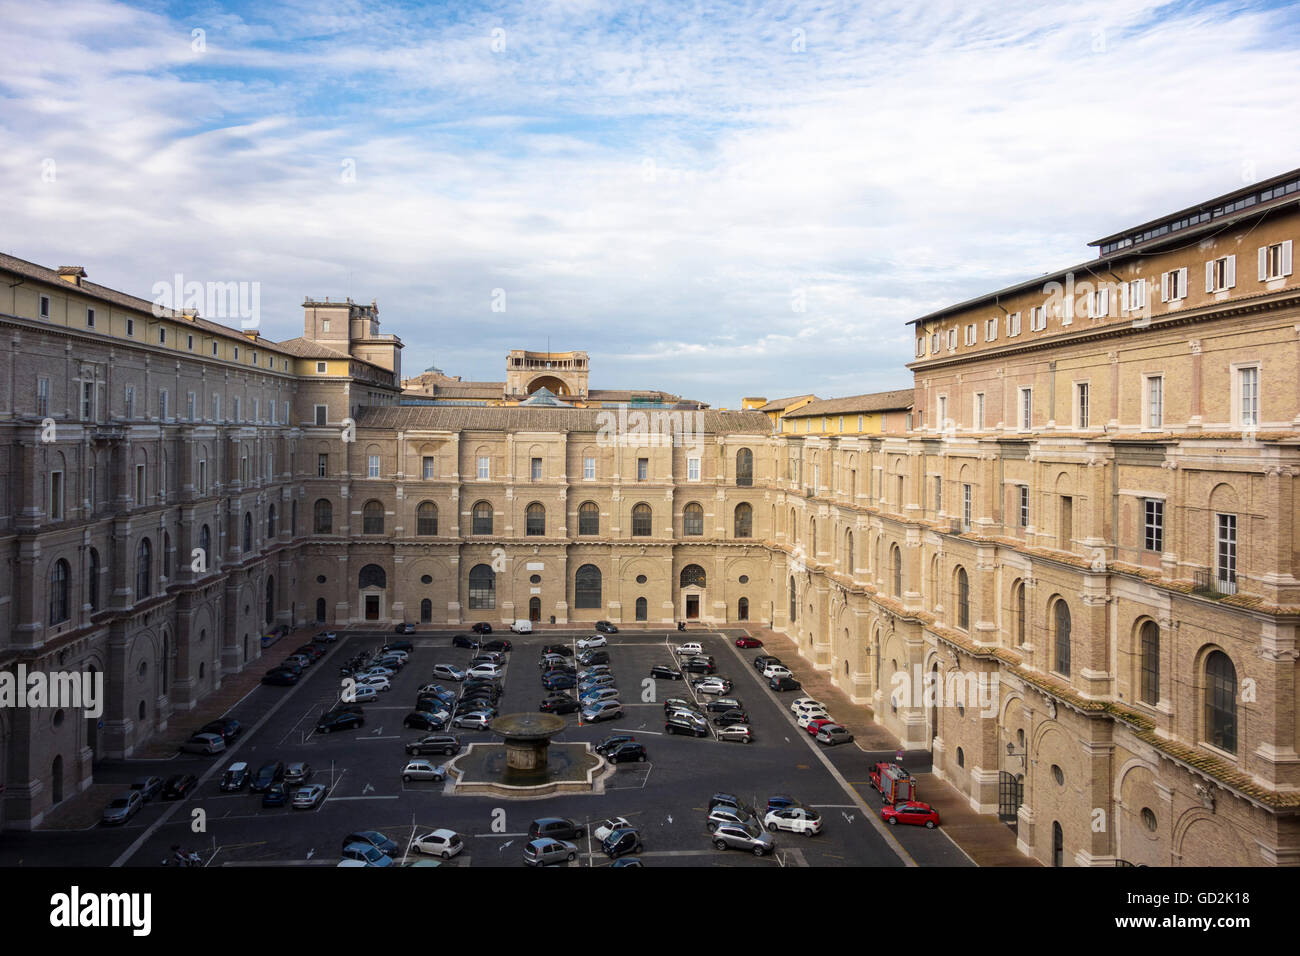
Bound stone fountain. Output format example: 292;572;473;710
445;712;610;798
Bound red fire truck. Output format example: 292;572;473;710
870;762;916;805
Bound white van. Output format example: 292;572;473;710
510;620;533;634
675;642;703;657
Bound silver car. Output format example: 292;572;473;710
523;838;578;866
707;805;758;832
712;821;775;856
180;732;226;755
101;791;143;826
402;759;447;782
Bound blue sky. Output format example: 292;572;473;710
3;0;1299;407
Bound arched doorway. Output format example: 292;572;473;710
1052;821;1065;866
680;564;706;621
529;597;541;622
635;597;648;621
420;598;432;623
315;597;326;623
358;564;387;622
737;597;749;621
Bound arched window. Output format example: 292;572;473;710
1204;651;1237;753
362;500;384;535
1052;822;1064;867
845;531;854;574
358;564;387;589
420;598;432;623
734;503;753;538
242;512;253;552
472;501;493;535
738;597;749;620
316;597;327;622
789;576;797;622
891;545;902;597
163;531;172;578
574;564;602;609
265;575;275;624
417;501;438;536
88;548;101;611
635;596;648;621
49;559;70;623
313;499;332;534
136;538;152;600
1053;599;1071;676
680;564;706;588
198;525;210;563
632;503;652;537
1139;621;1160;705
955;567;970;630
468;564;495;610
1014;580;1026;646
736;447;754;486
267;504;277;538
683;503;704;536
809;519;817;556
578;501;599;536
526;502;545;536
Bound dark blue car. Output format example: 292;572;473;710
262;783;289;807
543;673;577;691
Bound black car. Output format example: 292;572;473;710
219;765;251;792
130;776;164;801
394;622;416;634
594;734;636;757
602;827;642;859
710;792;758;817
384;640;414;653
539;694;580;714
577;650;610;667
405;735;462;757
607;742;647;764
468;653;506;667
649;665;683;681
665;715;707;737
471;622;493;634
261;669;298;686
162;774;198;800
712;709;749;726
704;698;744;714
754;655;782;671
200;718;242;743
250;761;285;793
594;621;619;634
262;783;289;807
766;794;803;812
610;857;643;867
681;658;716;674
451;635;480;649
769;676;802;692
403;711;446;731
316;710;364;733
342;831;399;857
541;644;574;657
482;639;512;653
415;696;453;714
528;817;585;841
276;660;305;676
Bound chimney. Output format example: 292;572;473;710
57;266;87;286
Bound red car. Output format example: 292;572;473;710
735;637;763;649
805;718;837;735
880;801;940;829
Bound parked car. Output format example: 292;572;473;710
355;675;390;693
662;697;695;714
262;783;290;807
315;631;339;643
796;711;833;729
704;697;743;713
735;636;763;648
594;621;619;634
542;644;574;657
542;673;577;691
754;655;783;671
693;677;732;695
510;620;533;634
342;831;398;856
762;663;794;679
200;718;243;743
581;700;624;723
579;686;621;705
815;724;854;746
602;827;643;859
402;759;447;782
665;714;708;737
594;734;636;757
130;776;164;801
529;817;585;841
101;791;143;826
791;698;828;716
413;829;464;859
881;801;941;828
578;650;610;667
804;718;838;736
261;669;298;686
712;709;749;726
180;732;226;755
431;663;466;682
607;742;647;763
709;793;757;815
576;635;607;650
770;676;802;692
765;806;822;835
404;735;459;757
403;711;447;731
681;657;716;675
467;663;503;679
341;842;394;867
284;762;314;786
482;639;513;653
577;665;611;680
712;822;775;856
250;761;285;793
316;710;364;733
522;838;575;866
649;664;683;681
452;711;493;730
593;816;633;841
384;640;414;653
219;763;250;792
578;674;617;691
293;784;327;809
469;652;506;667
675;642;704;656
540;694;580;715
717;724;754;744
345;684;378;703
471;622;493;634
394;622;416;634
451;634;480;649
162;774;198;800
707;805;759;831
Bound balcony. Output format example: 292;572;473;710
1192;568;1238;597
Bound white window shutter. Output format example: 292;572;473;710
1120;282;1129;312
1225;254;1235;289
1179;268;1188;297
1259;246;1269;281
1283;240;1294;277
1161;272;1170;302
1205;261;1215;293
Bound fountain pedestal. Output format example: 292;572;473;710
445;712;611;798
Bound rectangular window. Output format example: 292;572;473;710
1205;255;1236;293
367;455;380;478
158;327;167;345
1019;486;1030;528
232;397;240;422
1260;240;1294;280
318;454;328;478
1237;365;1259;427
314;405;327;427
1007;312;1022;336
962;483;972;532
251;351;257;366
1090;287;1110;318
583;456;596;480
126;317;135;336
637;458;648;481
1125;278;1147;312
477;456;490;480
86;307;95;328
83;381;95;420
858;414;864;431
159;389;168;421
187;334;193;350
269;399;277;425
688;457;700;481
316;361;327;374
947;328;957;349
49;471;63;520
937;395;948;428
916;337;925;357
211;341;218;356
974;393;985;431
1059;496;1073;550
233;346;239;361
251;398;259;422
1161;267;1188;302
213;394;222;422
284;401;289;425
88;466;95;512
422;456;435;480
37;377;49;417
1076;382;1089;429
1145;376;1163;429
1144;498;1164;552
1030;306;1046;331
1019;387;1033;430
930;331;940;353
322;319;330;333
135;464;146;506
965;323;977;345
1216;513;1237;593
985;317;997;342
186;391;196;421
39;294;50;318
125;385;135;419
531;457;542;481
198;459;207;495
934;475;943;513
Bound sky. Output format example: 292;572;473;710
2;0;1299;409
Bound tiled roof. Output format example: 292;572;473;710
275;337;352;359
757;394;817;412
786;388;914;418
355;404;771;434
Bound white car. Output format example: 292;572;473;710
356;674;391;692
790;698;826;715
380;649;410;662
361;665;395;679
466;663;503;679
593;816;633;841
317;631;339;643
412;829;464;859
694;677;731;695
762;664;793;679
452;712;493;730
511;620;533;634
764;806;823;836
576;635;607;650
431;664;466;682
796;710;830;728
344;683;378;703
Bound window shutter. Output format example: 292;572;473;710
1120;282;1129;312
1205;261;1215;293
1225;254;1235;289
1283;240;1294;277
1178;268;1187;297
1161;272;1170;302
1259;246;1268;281
1101;287;1110;316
